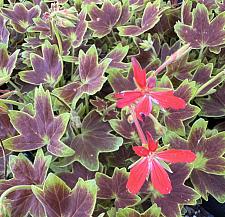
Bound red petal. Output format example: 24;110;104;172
157;149;196;163
150;91;186;110
133;146;150;157
146;131;158;152
151;159;172;194
135;96;152;121
115;91;142;108
131;57;146;89
127;158;149;194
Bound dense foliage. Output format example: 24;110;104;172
0;0;225;216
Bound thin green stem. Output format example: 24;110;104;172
0;99;24;107
112;30;117;42
198;47;204;59
50;93;71;111
71;47;75;78
8;80;24;100
130;194;150;207
0;139;6;179
51;20;63;55
195;70;225;96
85;94;89;114
130;107;147;145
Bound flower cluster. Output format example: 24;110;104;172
115;58;196;194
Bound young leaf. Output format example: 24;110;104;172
118;1;164;36
3;86;75;157
152;164;200;217
58;9;88;48
0;15;9;44
19;41;63;87
1;3;40;33
32;174;97;217
88;0;122;38
96;168;140;208
0;44;19;86
62;111;123;171
175;3;225;49
116;204;161;217
164;119;225;202
0;149;51;217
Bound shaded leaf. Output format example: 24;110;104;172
0;149;51;217
0;14;9;44
58;162;95;189
192;63;225;96
32;174;97;217
96;167;140;208
19;41;63;87
196;82;225;117
164;119;225;202
3;86;74;157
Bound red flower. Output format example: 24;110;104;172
115;57;186;120
127;132;196;195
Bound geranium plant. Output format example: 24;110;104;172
0;0;225;217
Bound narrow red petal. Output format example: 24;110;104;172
133;146;150;157
127;158;149;194
135;96;152;121
150;91;186;110
157;149;196;163
146;131;158;152
151;159;172;194
131;57;146;89
115;91;142;108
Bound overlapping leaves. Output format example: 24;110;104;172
96;167;140;208
0;149;51;217
32;174;97;217
164;119;225;202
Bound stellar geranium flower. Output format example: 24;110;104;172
126;131;196;195
115;57;186;120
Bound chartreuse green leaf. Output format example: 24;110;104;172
164;119;225;203
0;149;51;217
3;86;74;157
32;173;97;217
